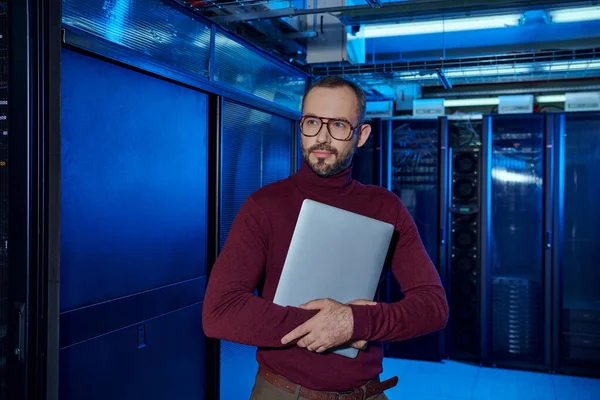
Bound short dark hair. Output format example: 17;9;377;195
302;76;367;125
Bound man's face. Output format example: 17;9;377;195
301;86;371;177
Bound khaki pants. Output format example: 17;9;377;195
249;371;389;400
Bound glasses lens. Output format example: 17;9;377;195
301;117;322;136
328;119;351;140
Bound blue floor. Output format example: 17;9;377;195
380;358;600;400
219;342;600;400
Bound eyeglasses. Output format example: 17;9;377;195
299;116;361;141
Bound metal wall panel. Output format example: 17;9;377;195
59;303;206;400
60;48;208;310
60;48;209;399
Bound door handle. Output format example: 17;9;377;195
15;302;25;362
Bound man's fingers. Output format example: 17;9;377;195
347;299;377;306
350;340;367;350
305;340;321;352
298;337;312;349
316;346;328;353
299;299;330;310
298;333;321;351
281;322;311;345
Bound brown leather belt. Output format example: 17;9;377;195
258;366;398;400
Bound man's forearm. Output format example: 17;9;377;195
349;285;448;342
202;289;317;348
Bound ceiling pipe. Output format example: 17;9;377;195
212;0;592;24
424;84;600;97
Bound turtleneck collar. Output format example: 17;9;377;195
292;160;355;192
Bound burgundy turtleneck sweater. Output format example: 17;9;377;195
202;162;448;392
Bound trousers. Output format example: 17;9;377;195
249;371;390;400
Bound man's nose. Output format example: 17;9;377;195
315;122;331;144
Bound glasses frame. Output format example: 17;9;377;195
298;115;362;142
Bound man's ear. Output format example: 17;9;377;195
357;124;372;148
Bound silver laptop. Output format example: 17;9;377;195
273;199;395;358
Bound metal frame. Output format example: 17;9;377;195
381;119;392;191
543;114;556;373
291;119;301;173
437;117;450;359
445;144;455;360
205;93;222;400
479;116;493;365
8;0;61;399
551;113;565;374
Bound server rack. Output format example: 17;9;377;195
448;117;484;363
6;0;61;399
0;3;8;396
552;112;600;378
381;117;449;361
481;114;551;372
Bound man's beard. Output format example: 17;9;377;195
301;141;357;177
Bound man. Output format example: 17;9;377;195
203;76;449;399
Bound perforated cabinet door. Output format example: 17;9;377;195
218;99;294;400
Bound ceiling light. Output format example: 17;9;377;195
443;98;500;107
536;95;565;103
549;6;600;23
443;95;567;107
349;14;523;40
398;65;532;81
542;60;600;72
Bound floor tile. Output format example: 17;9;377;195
386;360;479;400
553;373;600;400
472;366;555;400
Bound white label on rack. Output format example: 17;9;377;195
565;92;600;112
498;95;534;114
412;99;445;119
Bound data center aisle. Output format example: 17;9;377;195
380;358;600;400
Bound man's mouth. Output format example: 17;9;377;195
312;150;333;158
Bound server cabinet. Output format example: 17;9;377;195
553;112;600;377
381;118;449;361
447;118;484;362
481;114;551;371
6;0;61;399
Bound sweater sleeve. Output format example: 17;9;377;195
349;199;449;342
202;195;317;348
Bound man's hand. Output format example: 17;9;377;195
280;298;354;353
346;299;377;350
